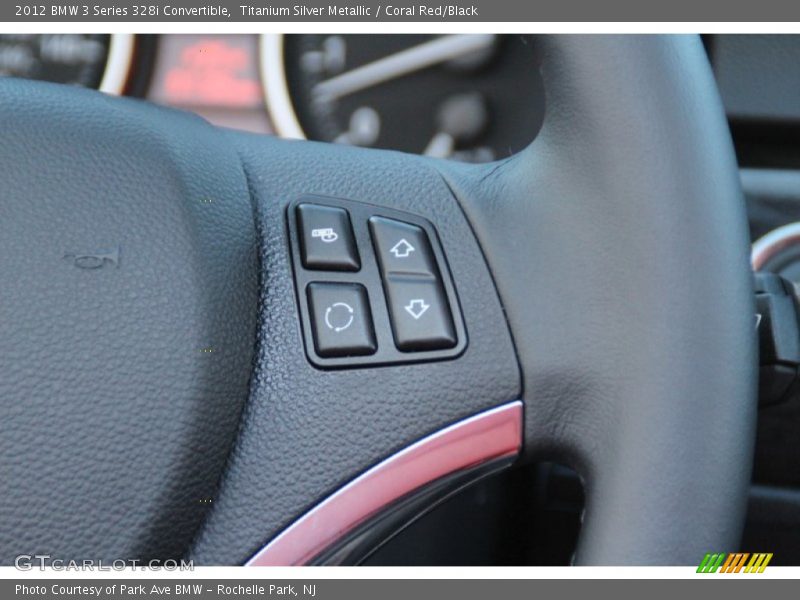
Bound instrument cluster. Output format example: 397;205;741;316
0;34;545;162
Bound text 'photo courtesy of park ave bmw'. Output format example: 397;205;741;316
1;29;800;577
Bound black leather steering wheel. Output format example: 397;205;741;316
0;35;756;566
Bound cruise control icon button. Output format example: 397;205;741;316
311;228;339;243
297;204;360;271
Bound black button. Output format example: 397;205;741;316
369;216;437;277
297;204;360;271
307;282;376;357
383;276;456;351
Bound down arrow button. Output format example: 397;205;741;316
384;276;456;351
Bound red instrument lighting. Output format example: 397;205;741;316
163;39;262;108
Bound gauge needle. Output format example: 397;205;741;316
313;34;496;101
425;92;489;158
424;133;456;158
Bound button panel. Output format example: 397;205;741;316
288;195;466;368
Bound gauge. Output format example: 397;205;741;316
261;34;545;163
0;34;135;94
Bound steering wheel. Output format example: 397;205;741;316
0;35;756;566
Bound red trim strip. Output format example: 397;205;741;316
246;401;523;566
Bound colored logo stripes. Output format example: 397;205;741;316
697;553;773;573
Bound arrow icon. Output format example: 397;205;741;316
390;238;415;258
325;302;355;332
404;298;430;320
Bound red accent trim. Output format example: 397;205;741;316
246;401;523;566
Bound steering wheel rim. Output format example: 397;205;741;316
441;35;757;564
0;34;756;566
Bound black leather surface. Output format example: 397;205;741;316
0;80;258;563
439;36;758;564
189;134;521;565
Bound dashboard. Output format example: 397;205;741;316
2;34;799;168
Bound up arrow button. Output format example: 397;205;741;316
390;238;415;258
370;216;437;277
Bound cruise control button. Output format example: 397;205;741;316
369;216;437;277
383;277;456;351
297;204;360;271
307;283;376;357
